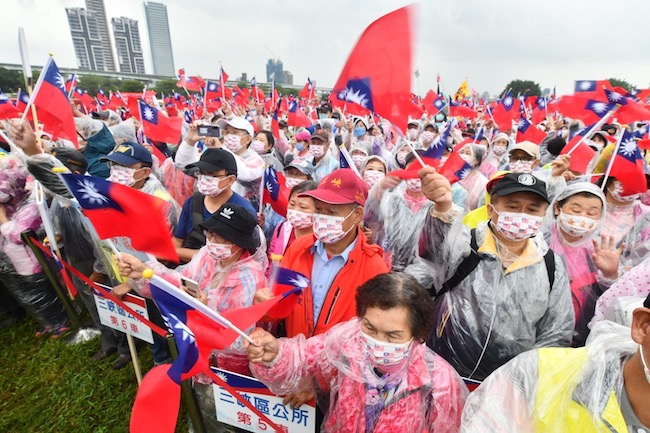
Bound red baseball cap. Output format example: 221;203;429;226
299;169;368;206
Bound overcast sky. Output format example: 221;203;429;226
2;0;649;96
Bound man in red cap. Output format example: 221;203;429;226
274;168;388;339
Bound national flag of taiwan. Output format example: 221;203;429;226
65;73;76;93
557;96;614;124
560;140;595;175
574;79;612;96
96;87;109;105
448;99;477;119
389;139;448;179
29;57;78;147
0;92;20;120
262;166;289;216
490;93;520;130
268;267;310;319
176;72;205;92
423;90;446;116
607;131;647;195
299;77;313;99
287;101;312;128
60;173;179;262
603;88;650;124
516;116;547;144
131;274;297;433
15;90;30;112
219;66;229;85
531;96;549;124
139;101;183;144
331;6;415;130
439;150;473;184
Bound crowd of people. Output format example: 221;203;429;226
1;93;650;432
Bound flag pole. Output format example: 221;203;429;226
220;62;225;101
565;107;618;156
599;127;626;191
403;140;427;168
258;165;267;213
18;29;43;151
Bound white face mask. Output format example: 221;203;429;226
252;139;266;154
396;151;409;166
197;174;226;197
285;177;304;190
492;208;543;241
421;131;435;145
510;160;534;174
557;211;599;238
608;182;640;203
405;178;422;192
351;154;366;169
312;208;356;244
407;129;419;140
310;144;325;158
205;239;239;261
286;209;313;229
361;330;413;366
492;145;507;156
363;170;385;188
223;134;244;153
108;165;140;187
640;345;650;385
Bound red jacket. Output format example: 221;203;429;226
279;229;388;338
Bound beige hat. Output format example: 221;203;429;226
509;141;540;159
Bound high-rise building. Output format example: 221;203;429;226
112;17;146;74
266;59;284;84
143;2;175;76
84;0;116;71
283;70;294;86
66;7;109;71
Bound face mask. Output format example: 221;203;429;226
352;154;366;169
459;153;475;165
197;174;226;197
296;142;305;152
396;151;408;166
205;239;238;261
435;114;444;122
285;177;304;189
108;165;138;187
405;178;422;192
252;139;266;154
286;209;313;229
310;144;325;158
492;145;507;156
557;211;598;238
363;170;385;188
492;207;543;241
223;134;244;153
407;129;419;140
312;208;356;244
509;160;534;174
354;127;366;138
640;345;650;385
421;131;435;145
608;182;640;203
361;330;413;367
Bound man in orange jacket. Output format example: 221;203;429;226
278;168;389;338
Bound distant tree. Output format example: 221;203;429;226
501;79;542;97
607;78;635;91
0;68;24;93
77;75;107;96
237;81;249;89
120;79;145;93
153;78;178;97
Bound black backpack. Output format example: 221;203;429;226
181;192;208;250
430;228;556;299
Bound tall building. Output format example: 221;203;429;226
143;2;175;76
66;7;109;71
84;0;116;71
112;17;146;74
283;70;294;85
266;59;284;84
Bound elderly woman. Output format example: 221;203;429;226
543;182;621;346
245;272;468;433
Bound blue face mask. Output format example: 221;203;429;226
318;113;328;120
296;142;305;152
354;127;367;138
435;114;444;122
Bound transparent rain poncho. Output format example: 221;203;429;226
460;320;639;433
250;318;468;433
405;212;574;381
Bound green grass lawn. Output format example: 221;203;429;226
0;317;177;433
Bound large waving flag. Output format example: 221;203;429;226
607;131;647;196
262;166;289;217
60;173;178;262
603;88;650;123
131;274;302;433
331;6;416;130
574;79;612;96
287;101;312;128
26;57;78;147
139;101;183;144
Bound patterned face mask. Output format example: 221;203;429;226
286;209;313;229
361;330;413;366
197;174;226;197
285;177;304;189
492;207;543;241
608;181;640;203
363;170;385;188
557;211;598;238
108;165;138;187
509;160;534;174
222;134;244;153
405;178;422;192
205;239;239;261
312;208;356;244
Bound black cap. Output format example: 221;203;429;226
51;147;88;173
547;137;566;156
185;148;237;175
100;142;153;167
488;173;549;203
199;204;259;252
644;293;650;309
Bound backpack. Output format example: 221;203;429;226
181;192;207;250
430;228;555;299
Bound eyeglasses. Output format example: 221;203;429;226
509;156;534;163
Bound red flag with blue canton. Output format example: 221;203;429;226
263;166;289;216
0;92;20;119
331;6;415;130
30;57;78;147
59;173;178;262
139;101;183;144
603;88;650;123
449;99;477;119
516;116;547;144
287;100;312;128
268;267;310;319
439;150;473;185
490;93;520;130
607;130;647;195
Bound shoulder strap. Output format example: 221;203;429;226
431;229;481;299
543;249;555;291
181;192;208;250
